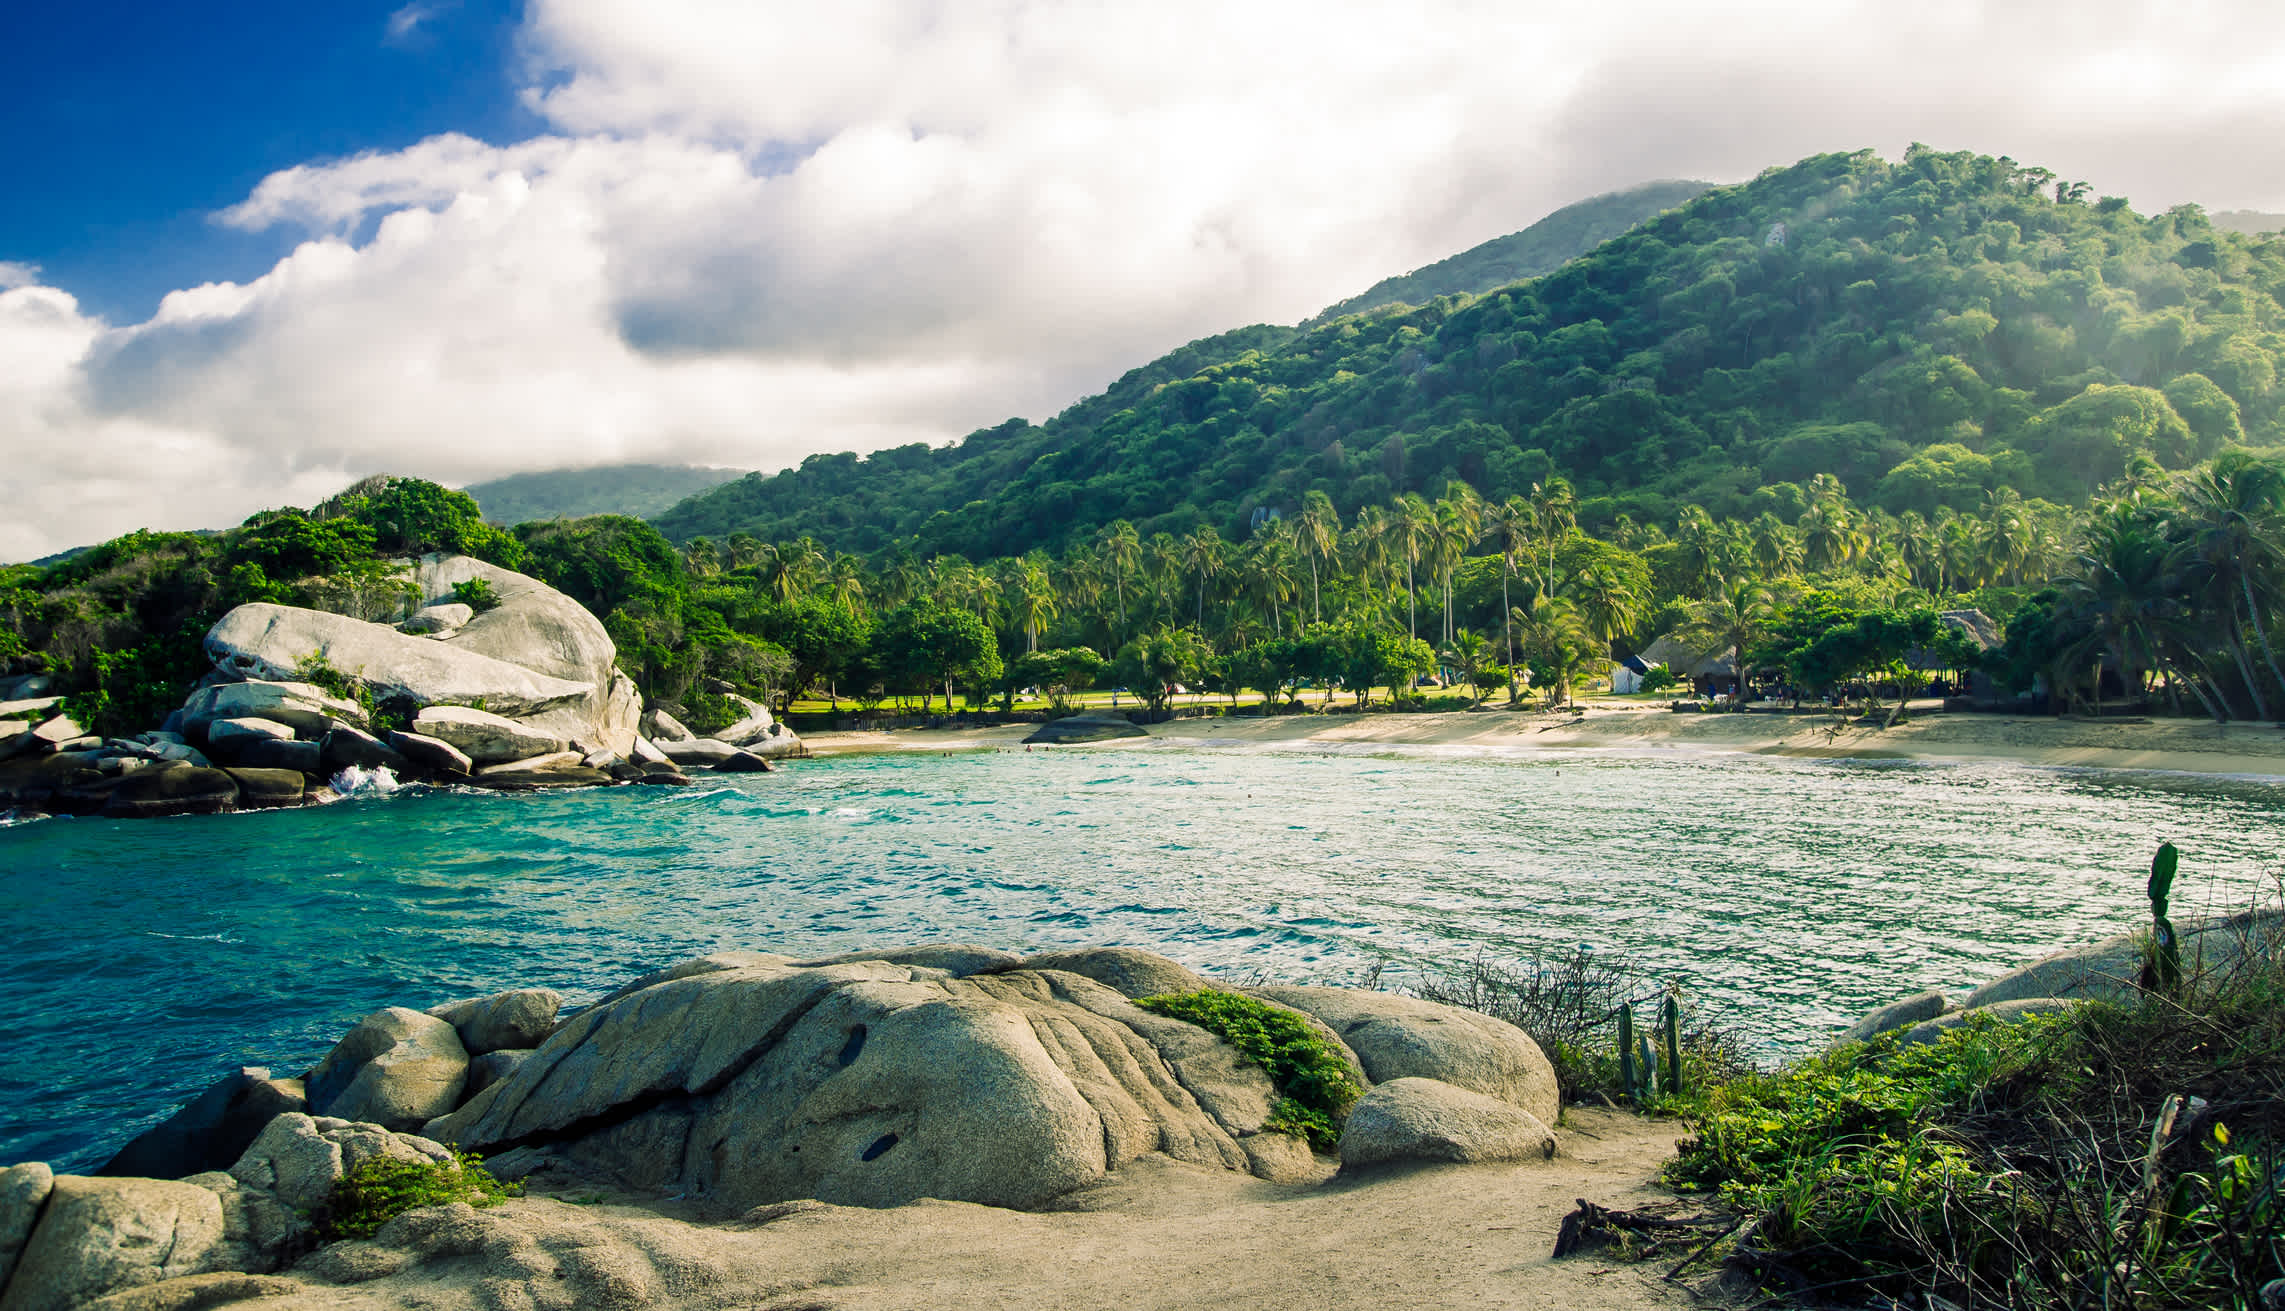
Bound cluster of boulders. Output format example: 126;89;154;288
1837;905;2283;1046
0;555;804;820
0;945;1563;1308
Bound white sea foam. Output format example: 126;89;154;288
330;764;404;798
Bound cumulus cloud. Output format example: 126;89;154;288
9;0;2285;559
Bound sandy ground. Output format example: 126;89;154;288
806;701;2285;778
229;1110;1697;1311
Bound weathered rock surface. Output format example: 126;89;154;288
385;730;472;776
204;606;588;724
0;1162;53;1290
410;707;565;767
656;737;741;768
711;748;774;773
463;1049;531;1098
1338;1077;1557;1169
76;1272;302;1310
1963;907;2285;1009
28;714;87;748
426;958;1301;1211
466;760;613;791
97;1069;307;1181
641;708;694;743
99;767;240;820
207;1112;456;1266
1011;947;1207;1000
1024;711;1148;745
1249;986;1561;1128
405;556;639;758
180;682;363;738
798;944;1024;977
1839;989;1951;1044
218;768;306;810
1899;997;2077;1047
475;750;584;777
427;989;561;1056
0;1176;227;1311
742;725;807;760
305;1009;469;1131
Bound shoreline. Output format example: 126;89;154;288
804;702;2285;780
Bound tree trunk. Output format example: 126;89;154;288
1405;557;1417;639
1310;553;1321;624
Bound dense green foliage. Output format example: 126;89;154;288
1302;179;1711;325
653;147;2285;562
1136;989;1363;1151
315;1152;520;1242
463;462;743;524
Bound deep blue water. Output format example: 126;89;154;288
4;739;2282;1173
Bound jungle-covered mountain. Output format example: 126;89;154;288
1301;179;1712;325
652;147;2285;558
464;463;742;524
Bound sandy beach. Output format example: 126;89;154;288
805;702;2285;779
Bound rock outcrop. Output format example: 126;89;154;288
1338;1077;1557;1169
0;1176;228;1311
305;1009;469;1132
1024;711;1149;745
1248;986;1562;1129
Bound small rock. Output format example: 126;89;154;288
400;602;474;635
713;749;774;772
204;718;296;750
1023;711;1147;745
1249;985;1561;1128
629;735;672;766
31;714;89;746
386;729;472;776
1338;1077;1557;1169
305;1008;470;1131
427;989;560;1055
227;739;322;775
320;725;410;775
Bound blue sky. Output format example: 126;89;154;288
7;1;2285;562
5;0;533;321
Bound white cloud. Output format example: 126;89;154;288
10;0;2285;559
385;2;451;44
0;262;41;291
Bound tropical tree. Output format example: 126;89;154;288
1391;493;1438;640
1676;577;1778;706
1297;492;1342;624
1484;494;1533;680
2171;454;2285;720
1182;526;1227;627
1101;520;1142;641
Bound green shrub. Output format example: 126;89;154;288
451;577;501;614
1135;989;1362;1151
314;1151;520;1242
1638;666;1681;694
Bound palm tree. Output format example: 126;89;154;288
1485;495;1533;685
1979;488;2034;585
1528;477;1577;595
1443;629;1494;706
1748;512;1803;579
1673;506;1728;598
1571;562;1643;656
1297;492;1341;624
1145;532;1183;626
1349;505;1394;611
1016;555;1057;653
725;532;762;570
1799;501;1860;572
1676;577;1777;706
1515;594;1594;708
1434;484;1484;646
1246;527;1299;637
1392;494;1438;640
826;553;867;616
1894;512;1939;592
2172;456;2285;719
684;536;721;578
1182;525;1226;628
1101;520;1142;641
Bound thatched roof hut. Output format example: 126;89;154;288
1636;633;1735;680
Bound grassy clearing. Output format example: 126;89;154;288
315;1151;522;1242
1135;989;1363;1151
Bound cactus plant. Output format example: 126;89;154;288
1662;996;1683;1098
2146;842;2181;993
1618;1002;1638;1103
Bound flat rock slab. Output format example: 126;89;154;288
220;768;306;809
180;682;363;738
99;767;240;820
412;706;566;766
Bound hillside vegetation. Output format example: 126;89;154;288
1301;178;1711;325
654;147;2285;560
463;463;741;524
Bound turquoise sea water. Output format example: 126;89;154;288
4;739;2282;1173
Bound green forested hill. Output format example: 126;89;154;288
1303;179;1712;326
654;146;2285;561
466;463;741;524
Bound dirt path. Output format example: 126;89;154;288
225;1110;1694;1310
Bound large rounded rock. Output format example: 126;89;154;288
1963;907;2284;1009
385;730;472;776
798;944;1023;977
410;706;566;766
1899;997;2077;1047
0;1176;226;1311
427;989;561;1056
202;718;295;750
319;726;410;775
1248;986;1560;1127
205;606;590;724
212;1112;457;1265
1024;711;1147;745
219;768;305;810
226;739;322;776
401;602;473;635
99;767;240;820
1011;947;1207;1000
97;1068;306;1181
1839;989;1951;1045
305;1009;469;1131
1338;1077;1557;1169
0;1162;53;1290
656;737;741;768
427;959;1287;1210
